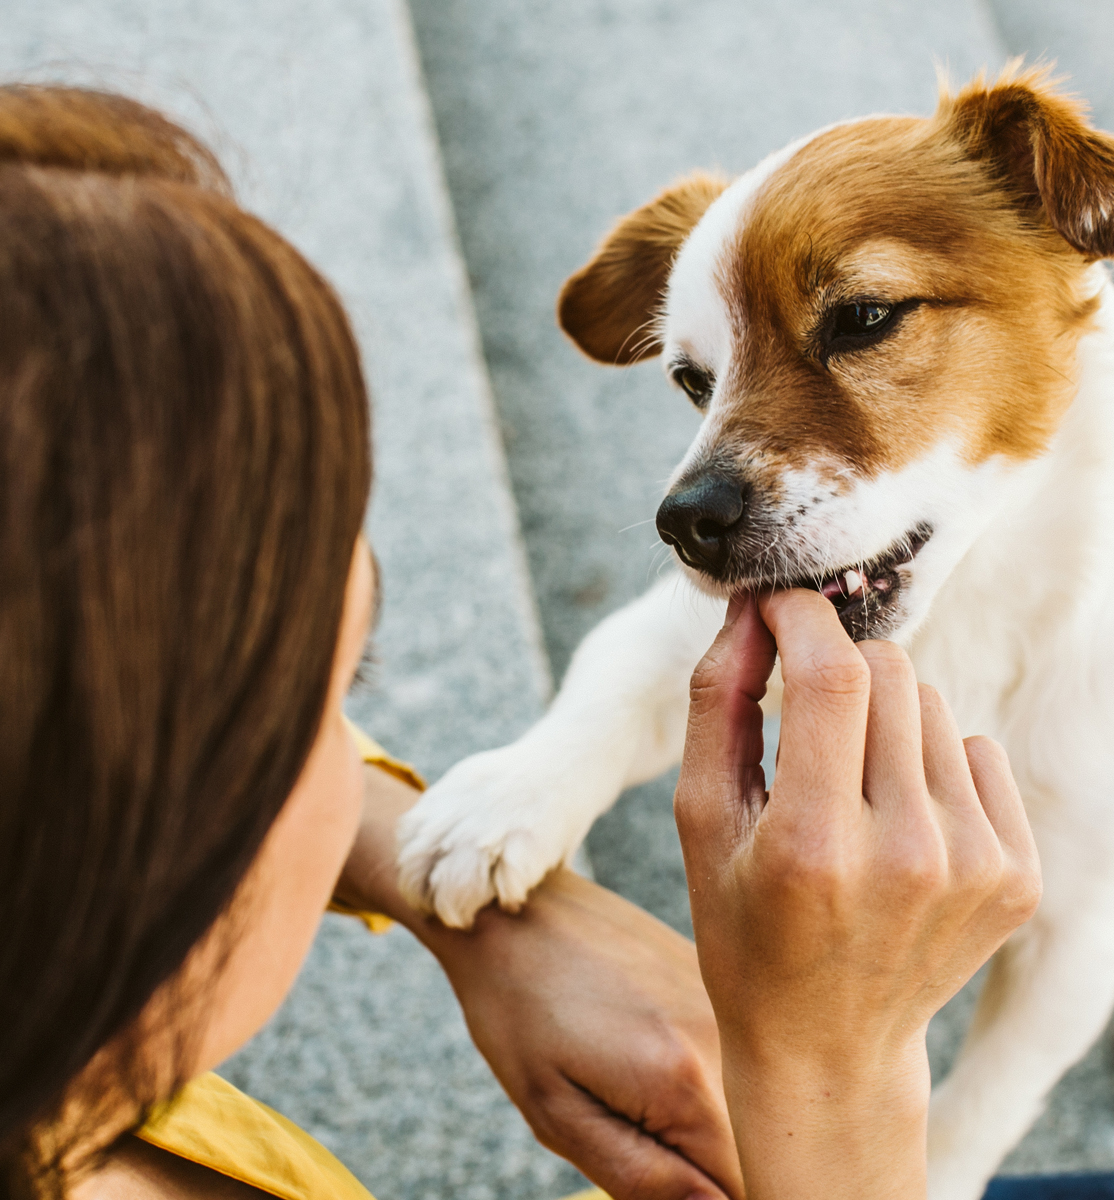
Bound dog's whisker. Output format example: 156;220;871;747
615;314;665;364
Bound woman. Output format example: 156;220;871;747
0;85;1039;1200
0;83;736;1200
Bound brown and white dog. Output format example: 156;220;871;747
398;66;1114;1197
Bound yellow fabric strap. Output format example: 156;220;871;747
326;718;427;934
344;716;426;792
326;897;395;935
137;1072;374;1200
139;1077;612;1200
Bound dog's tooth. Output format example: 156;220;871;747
844;569;864;595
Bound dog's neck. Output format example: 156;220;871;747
910;267;1114;733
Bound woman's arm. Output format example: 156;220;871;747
334;761;744;1200
674;591;1041;1200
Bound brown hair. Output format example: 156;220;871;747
0;87;372;1192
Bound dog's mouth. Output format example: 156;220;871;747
780;523;933;640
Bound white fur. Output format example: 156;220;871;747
662;129;832;370
917;282;1114;1196
396;574;725;927
396;125;1114;1195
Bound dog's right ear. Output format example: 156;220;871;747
558;172;727;365
940;63;1114;259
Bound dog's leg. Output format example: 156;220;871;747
396;573;725;927
927;863;1114;1200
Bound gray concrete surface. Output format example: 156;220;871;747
989;0;1114;134
405;0;1114;1183
1;4;583;1198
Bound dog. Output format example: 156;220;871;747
398;65;1114;1198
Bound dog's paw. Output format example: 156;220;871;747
396;743;597;928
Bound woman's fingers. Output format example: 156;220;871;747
675;593;775;850
963;737;1026;845
532;1078;732;1200
919;695;1040;917
857;641;925;814
964;736;1042;907
758;590;870;820
555;1012;746;1200
683;592;775;760
918;684;981;814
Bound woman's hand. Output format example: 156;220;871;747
336;764;743;1200
424;869;744;1200
674;589;1042;1200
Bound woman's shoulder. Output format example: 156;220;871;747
72;1134;273;1199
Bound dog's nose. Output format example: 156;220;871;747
656;474;746;572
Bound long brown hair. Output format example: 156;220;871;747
0;86;372;1192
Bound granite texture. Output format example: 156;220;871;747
988;0;1114;134
1;4;580;1198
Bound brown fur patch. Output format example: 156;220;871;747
557;171;726;364
711;67;1106;478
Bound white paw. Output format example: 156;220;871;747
396;741;603;928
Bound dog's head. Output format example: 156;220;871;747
558;66;1114;641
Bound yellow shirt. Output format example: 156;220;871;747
136;723;607;1200
138;1071;373;1199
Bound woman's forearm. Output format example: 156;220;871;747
332;763;432;937
722;1043;930;1200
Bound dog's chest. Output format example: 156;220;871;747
910;594;1022;740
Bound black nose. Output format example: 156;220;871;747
656;473;746;573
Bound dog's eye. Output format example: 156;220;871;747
818;299;917;365
832;301;893;339
673;366;714;408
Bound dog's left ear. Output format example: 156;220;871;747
558;171;727;365
941;64;1114;259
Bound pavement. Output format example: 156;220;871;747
5;1;1114;1196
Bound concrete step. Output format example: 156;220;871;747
989;0;1114;135
405;0;1114;1181
1;5;578;1198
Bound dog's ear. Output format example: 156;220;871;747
940;63;1114;258
558;172;727;365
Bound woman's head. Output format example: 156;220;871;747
0;86;372;1188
